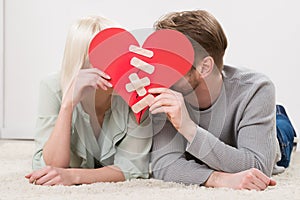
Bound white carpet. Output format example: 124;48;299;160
0;140;300;200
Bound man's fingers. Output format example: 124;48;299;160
150;106;173;115
269;179;277;186
149;95;177;111
251;168;270;186
251;176;268;190
148;88;171;94
150;93;179;105
149;97;177;112
246;182;261;191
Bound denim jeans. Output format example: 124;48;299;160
276;105;297;168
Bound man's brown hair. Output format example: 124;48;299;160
155;10;228;71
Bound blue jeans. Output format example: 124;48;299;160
276;105;297;168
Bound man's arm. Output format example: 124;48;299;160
186;80;278;176
151;118;214;185
149;81;278;177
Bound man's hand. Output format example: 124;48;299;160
25;166;74;186
205;168;276;190
148;88;197;142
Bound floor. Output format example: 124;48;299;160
0;139;300;200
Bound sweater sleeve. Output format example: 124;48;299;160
186;79;278;176
151;117;214;185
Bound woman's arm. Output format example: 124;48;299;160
36;69;112;168
25;165;125;186
42;102;73;168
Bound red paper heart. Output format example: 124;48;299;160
89;28;194;123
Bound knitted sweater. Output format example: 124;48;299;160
151;65;280;185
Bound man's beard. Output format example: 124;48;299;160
171;80;199;97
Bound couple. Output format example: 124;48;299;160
25;10;280;190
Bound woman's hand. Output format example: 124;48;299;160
25;165;126;186
25;166;74;186
62;68;112;109
148;88;197;142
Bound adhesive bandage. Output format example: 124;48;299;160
125;73;150;96
129;45;154;58
131;94;155;113
130;57;155;74
126;46;156;114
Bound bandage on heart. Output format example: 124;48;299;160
88;28;194;123
126;73;150;96
125;45;155;113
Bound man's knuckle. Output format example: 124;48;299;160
246;175;254;182
250;168;257;173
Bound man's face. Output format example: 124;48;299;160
171;67;200;96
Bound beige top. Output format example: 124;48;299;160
32;73;152;180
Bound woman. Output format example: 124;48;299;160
25;16;152;186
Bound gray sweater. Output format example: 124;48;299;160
151;65;280;185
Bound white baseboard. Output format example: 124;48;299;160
0;128;35;139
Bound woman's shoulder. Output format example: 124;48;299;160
40;72;62;94
111;94;129;113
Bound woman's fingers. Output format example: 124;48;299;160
28;167;51;184
96;77;113;90
25;172;33;179
86;68;111;80
42;176;61;186
35;170;57;185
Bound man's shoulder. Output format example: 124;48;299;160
222;65;273;87
222;65;275;104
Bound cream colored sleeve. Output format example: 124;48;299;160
32;79;61;170
113;111;153;180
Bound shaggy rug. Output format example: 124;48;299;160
0;140;299;200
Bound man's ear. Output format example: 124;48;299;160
196;56;214;78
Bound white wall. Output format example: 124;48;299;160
0;0;3;138
1;0;300;139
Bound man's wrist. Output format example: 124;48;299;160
205;171;222;188
205;171;232;188
179;120;197;143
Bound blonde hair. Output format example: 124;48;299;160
60;16;119;93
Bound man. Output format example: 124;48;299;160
149;10;280;190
